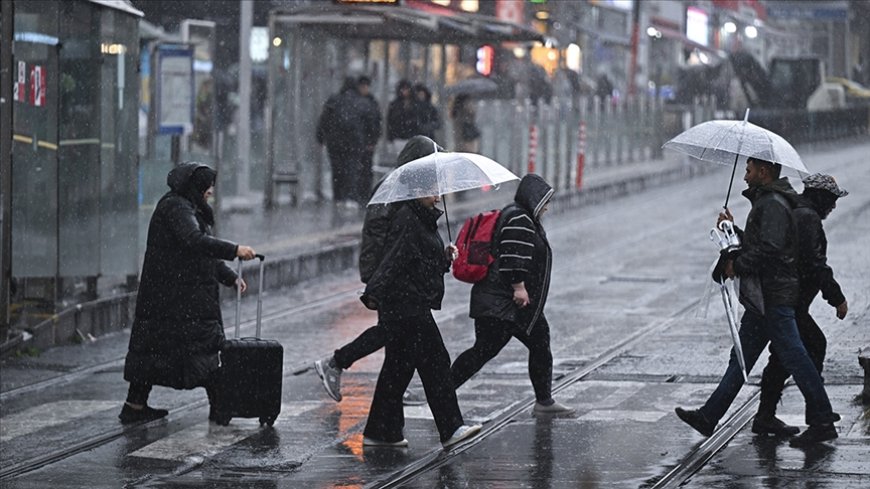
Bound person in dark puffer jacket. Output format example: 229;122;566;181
314;136;444;404
450;174;574;417
120;162;257;424
752;173;849;436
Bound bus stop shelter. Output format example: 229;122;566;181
263;3;544;207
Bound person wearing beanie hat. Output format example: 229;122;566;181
750;173;849;440
120;162;257;424
315;136;445;406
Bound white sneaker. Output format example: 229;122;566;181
314;356;342;402
532;400;575;417
442;424;482;449
363;436;409;447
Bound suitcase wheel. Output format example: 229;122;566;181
259;415;276;427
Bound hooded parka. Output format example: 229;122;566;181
358;136;444;284
470;174;554;334
124;163;239;389
363;199;450;320
793;196;845;309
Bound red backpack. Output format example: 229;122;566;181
452;210;501;283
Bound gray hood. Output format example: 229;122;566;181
514;174;554;220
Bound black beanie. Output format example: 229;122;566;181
190;167;217;195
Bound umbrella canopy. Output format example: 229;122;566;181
444;78;498;97
368;152;518;205
662;119;808;173
663;109;808;208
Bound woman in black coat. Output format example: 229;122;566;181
120;162;256;424
362;189;480;449
451;174;574;416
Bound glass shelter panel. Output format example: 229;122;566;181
11;1;60;281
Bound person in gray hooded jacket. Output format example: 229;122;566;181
450;174;574;416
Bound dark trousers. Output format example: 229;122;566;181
334;324;385;370
327;146;361;202
353;150;374;205
126;382;153;405
451;316;553;403
757;306;827;416
699;306;836;427
363;312;464;443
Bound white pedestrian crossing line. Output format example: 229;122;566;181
0;400;118;442
129;419;263;461
129;402;320;461
577;410;667;423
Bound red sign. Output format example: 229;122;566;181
30;65;46;107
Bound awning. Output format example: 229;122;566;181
269;4;544;45
88;0;144;18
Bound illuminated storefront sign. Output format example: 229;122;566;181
686;6;709;46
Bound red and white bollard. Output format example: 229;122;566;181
576;121;586;190
527;124;538;174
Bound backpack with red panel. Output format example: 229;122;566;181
452;209;502;283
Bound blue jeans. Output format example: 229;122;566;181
699;305;837;427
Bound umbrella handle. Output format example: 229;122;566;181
443;195;452;243
723;152;739;209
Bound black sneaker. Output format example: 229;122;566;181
118;404;169;424
789;423;837;447
752;415;800;436
675;407;715;437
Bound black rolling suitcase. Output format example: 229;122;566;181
211;255;283;427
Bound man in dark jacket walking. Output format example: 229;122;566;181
450;174;574;416
676;158;840;446
316;77;367;208
751;173;849;436
314;136;443;402
121;163;257;423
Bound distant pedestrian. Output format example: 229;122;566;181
360;167;481;449
451;174;575;417
676;158;840;447
120;162;257;424
386;79;420;160
450;94;480;154
414;83;441;139
316;77;367;209
314;136;444;404
355;75;383;205
752;173;849;436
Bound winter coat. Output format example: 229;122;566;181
359;94;383;148
363;200;450;320
124;163;239;389
794;197;845;310
316;85;367;152
358;136;444;284
387;97;421;141
470;174;554;334
733;177;800;314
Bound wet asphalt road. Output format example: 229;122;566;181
1;140;868;488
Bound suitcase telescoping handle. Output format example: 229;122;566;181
235;254;266;339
